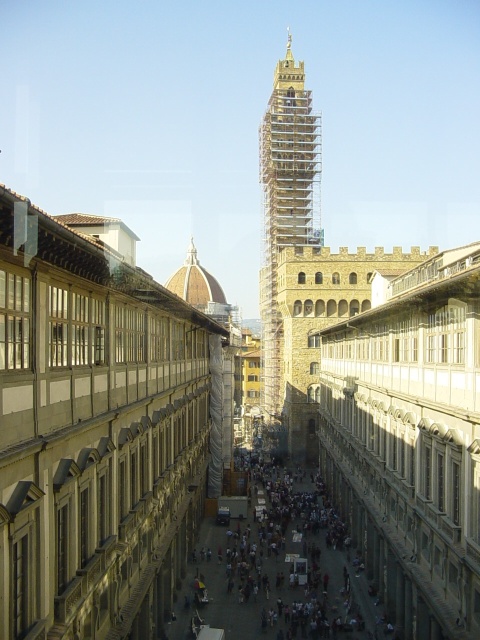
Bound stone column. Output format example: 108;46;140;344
386;549;397;617
180;516;188;579
395;564;405;639
366;518;375;580
404;575;413;640
430;617;443;640
416;597;430;640
351;501;360;550
378;536;385;601
372;529;380;590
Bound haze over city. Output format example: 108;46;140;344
1;0;479;317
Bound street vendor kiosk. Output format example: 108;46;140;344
294;557;308;586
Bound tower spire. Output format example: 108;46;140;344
286;26;294;60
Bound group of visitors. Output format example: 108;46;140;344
184;453;394;638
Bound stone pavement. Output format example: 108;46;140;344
167;473;383;640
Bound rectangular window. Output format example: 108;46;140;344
437;453;445;512
393;338;400;363
453;332;464;365
131;451;138;507
57;504;69;593
399;437;406;478
391;429;397;470
308;335;320;348
247;374;258;382
411;337;418;362
13;533;29;637
439;333;448;364
80;488;89;568
452;461;460;525
115;306;145;363
140;443;148;497
0;271;31;370
119;460;127;519
49;286;68;367
425;445;432;500
92;298;105;365
408;438;415;486
98;474;109;545
115;306;125;363
426;334;435;364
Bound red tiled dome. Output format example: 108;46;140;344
165;239;227;306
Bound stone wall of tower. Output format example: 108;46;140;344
276;245;439;462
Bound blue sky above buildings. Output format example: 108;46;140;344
1;0;479;317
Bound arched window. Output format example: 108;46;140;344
315;300;325;317
332;272;340;285
315;272;323;284
366;272;373;283
304;300;314;317
298;272;306;284
307;385;320;403
361;300;371;312
338;300;348;317
293;300;302;317
349;272;357;285
350;300;360;316
310;362;319;375
327;300;337;317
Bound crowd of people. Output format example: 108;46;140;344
185;454;395;638
222;457;373;637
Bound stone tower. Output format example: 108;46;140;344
259;32;322;418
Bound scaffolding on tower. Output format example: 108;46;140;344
259;82;323;418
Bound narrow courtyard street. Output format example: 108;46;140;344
167;467;386;640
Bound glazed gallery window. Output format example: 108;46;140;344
72;293;89;365
49;285;68;367
91;298;106;365
149;315;170;362
426;303;466;365
0;270;31;370
115;305;146;363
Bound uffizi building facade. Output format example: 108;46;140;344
315;243;480;639
0;185;228;640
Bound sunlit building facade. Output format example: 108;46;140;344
316;242;480;639
0;186;227;640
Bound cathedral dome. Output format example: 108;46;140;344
165;239;227;307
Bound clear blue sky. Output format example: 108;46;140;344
1;1;479;318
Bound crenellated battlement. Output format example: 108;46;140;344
278;245;438;265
